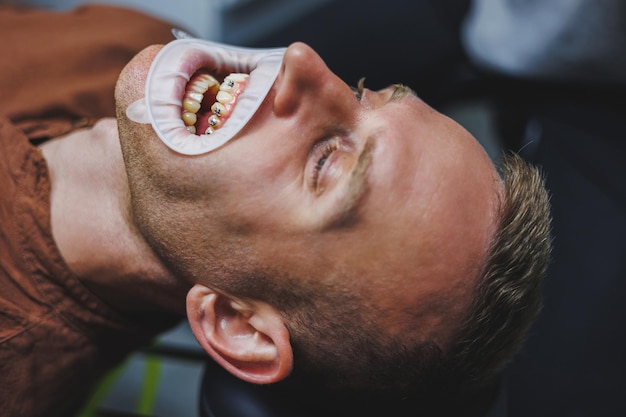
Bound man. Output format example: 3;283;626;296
0;4;551;417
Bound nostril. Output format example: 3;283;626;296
272;42;328;118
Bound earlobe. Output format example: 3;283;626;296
186;284;293;384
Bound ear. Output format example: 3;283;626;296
186;284;293;384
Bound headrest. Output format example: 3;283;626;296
199;360;505;417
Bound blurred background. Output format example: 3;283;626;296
13;0;340;43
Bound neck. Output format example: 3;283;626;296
40;118;189;314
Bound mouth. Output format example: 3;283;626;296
182;71;249;136
125;37;286;155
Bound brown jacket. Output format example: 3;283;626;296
0;5;181;416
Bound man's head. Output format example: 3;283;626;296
115;41;551;403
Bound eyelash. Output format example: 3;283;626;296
351;77;366;102
312;139;340;186
310;79;364;189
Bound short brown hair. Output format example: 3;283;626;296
443;152;552;399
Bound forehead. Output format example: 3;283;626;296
363;95;475;215
352;93;500;288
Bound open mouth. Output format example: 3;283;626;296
182;71;249;136
125;37;286;155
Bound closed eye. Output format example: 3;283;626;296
310;138;340;189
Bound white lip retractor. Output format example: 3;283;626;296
126;31;286;155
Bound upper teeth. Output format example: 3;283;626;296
181;72;249;135
124;38;286;155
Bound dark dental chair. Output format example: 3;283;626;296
198;357;507;417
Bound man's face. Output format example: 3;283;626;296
116;42;502;344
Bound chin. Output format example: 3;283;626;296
115;45;164;116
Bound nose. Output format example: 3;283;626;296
273;42;355;118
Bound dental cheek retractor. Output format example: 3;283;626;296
126;32;286;156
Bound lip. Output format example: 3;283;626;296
125;38;286;155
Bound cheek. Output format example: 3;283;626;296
219;135;303;197
213;178;299;235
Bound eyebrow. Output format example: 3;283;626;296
388;83;417;102
325;136;376;230
323;84;412;229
